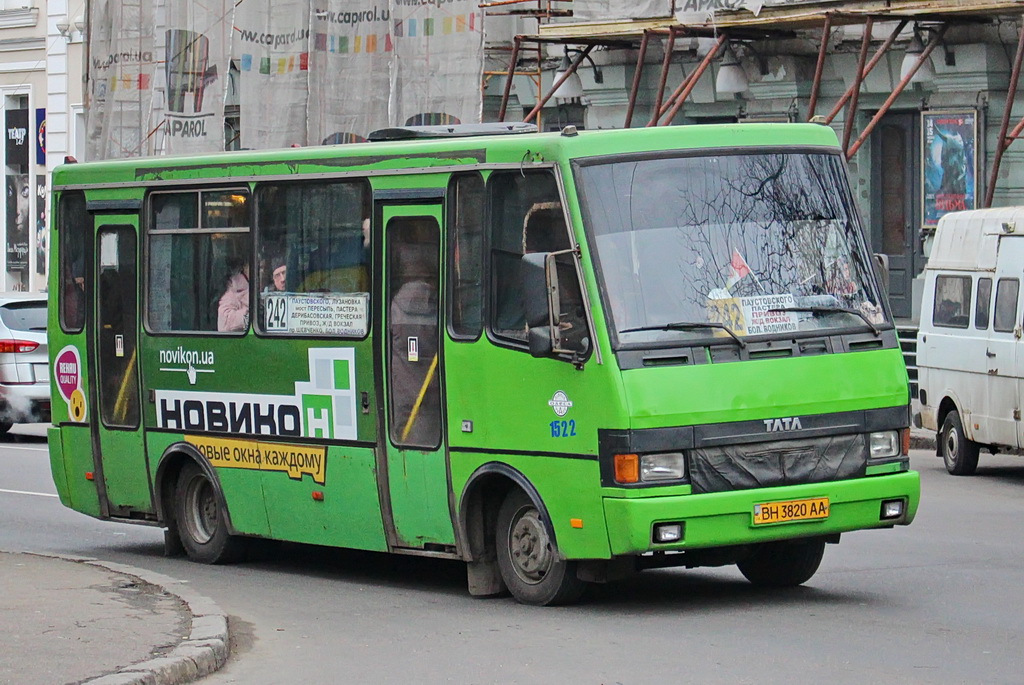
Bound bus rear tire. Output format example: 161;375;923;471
495;489;586;606
174;461;246;564
737;538;826;587
941;410;979;476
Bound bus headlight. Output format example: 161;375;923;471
869;431;900;459
640;452;686;482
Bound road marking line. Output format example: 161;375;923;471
0;488;58;498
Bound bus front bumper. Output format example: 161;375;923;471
603;471;920;556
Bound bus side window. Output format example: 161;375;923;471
448;173;484;340
147;189;251;334
58;191;88;332
255;180;371;335
488;169;588;353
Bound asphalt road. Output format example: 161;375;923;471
2;427;1022;684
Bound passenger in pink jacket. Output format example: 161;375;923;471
217;263;249;332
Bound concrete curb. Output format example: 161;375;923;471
30;554;230;685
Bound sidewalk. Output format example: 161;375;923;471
0;552;229;685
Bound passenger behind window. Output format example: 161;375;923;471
218;259;249;332
390;236;440;446
266;252;287;292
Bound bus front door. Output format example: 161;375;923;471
379;204;455;549
90;221;151;515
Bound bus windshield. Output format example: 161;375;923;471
577;151;887;346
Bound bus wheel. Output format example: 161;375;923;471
174;461;245;564
495;489;586;606
0;420;12;435
941;410;979;476
737;538;826;587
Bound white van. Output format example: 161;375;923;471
917;206;1024;475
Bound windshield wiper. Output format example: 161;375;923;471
620;321;747;348
767;306;880;336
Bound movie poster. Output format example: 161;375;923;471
35;175;46;276
5;108;29;276
922;109;977;228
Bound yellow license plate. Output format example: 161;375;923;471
753;497;830;525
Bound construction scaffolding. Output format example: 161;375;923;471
496;0;1024;207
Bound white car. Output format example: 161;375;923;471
0;293;49;433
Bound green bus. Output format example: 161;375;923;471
47;122;919;605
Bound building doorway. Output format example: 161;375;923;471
870;111;922;321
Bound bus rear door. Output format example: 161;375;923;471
378;201;455;549
89;213;151;515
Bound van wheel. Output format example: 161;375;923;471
495;489;586;606
174;461;246;564
0;420;12;435
941;410;979;476
737;538;826;587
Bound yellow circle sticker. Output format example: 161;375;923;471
69;388;87;422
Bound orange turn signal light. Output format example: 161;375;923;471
312;491;324;501
85;472;94;481
901;428;911;455
614;453;639;484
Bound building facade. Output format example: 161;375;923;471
0;0;84;293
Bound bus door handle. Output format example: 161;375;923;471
986;348;997;358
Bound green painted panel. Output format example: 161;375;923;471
47;427;69;506
146;432;271;537
262;445;387;551
386;449;454;546
603;472;920;556
449;451;611;560
621;349;909;429
58;426;102;518
99;430;153;512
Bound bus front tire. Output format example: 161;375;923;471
495;489;586;606
941;410;979;476
737;538;826;587
174;461;245;564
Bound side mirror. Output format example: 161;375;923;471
528;326;554;357
522;252;559;358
